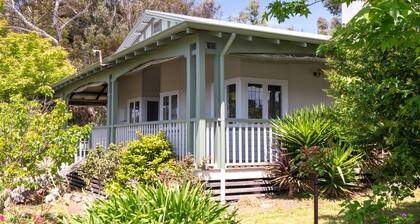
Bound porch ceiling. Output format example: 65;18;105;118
69;83;107;106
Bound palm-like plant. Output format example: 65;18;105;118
68;182;237;224
271;105;334;156
270;105;335;197
319;144;362;198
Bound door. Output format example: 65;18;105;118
146;101;159;121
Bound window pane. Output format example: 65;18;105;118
129;102;134;123
248;83;263;119
171;95;178;120
268;85;282;119
227;84;236;118
163;96;169;120
152;20;162;34
135;101;140;123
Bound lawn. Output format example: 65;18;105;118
234;189;420;224
4;188;420;223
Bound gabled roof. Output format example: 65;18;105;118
117;10;329;52
54;10;330;90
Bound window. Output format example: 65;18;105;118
268;85;282;118
152;20;162;34
161;92;178;120
226;84;236;118
248;83;263;119
128;99;141;123
170;95;178;120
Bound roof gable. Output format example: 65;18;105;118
116;11;184;52
117;10;329;53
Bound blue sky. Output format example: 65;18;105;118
215;0;334;33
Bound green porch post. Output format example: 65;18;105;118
186;43;196;155
106;75;112;145
111;77;118;143
195;36;206;163
106;74;118;145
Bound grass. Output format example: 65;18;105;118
4;189;420;223
234;188;420;224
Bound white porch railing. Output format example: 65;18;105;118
75;119;276;167
115;120;189;160
205;119;275;167
91;126;108;149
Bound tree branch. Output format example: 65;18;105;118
59;2;91;31
5;0;59;45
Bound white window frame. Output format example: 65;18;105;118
241;77;288;119
224;78;241;119
160;90;179;121
127;97;142;124
152;20;162;34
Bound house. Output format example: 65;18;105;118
54;10;331;200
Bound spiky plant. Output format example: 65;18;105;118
319;144;362;198
270;105;335;197
67;182;237;224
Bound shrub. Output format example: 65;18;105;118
77;144;122;187
340;184;417;224
270;106;362;198
271;105;334;157
157;154;199;186
68;182;237;224
319;144;362;198
0;96;90;189
270;105;335;197
106;132;175;192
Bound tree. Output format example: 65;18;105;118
263;0;341;23
0;31;74;100
317;16;341;35
316;17;329;34
318;0;419;184
3;0;221;68
0;96;90;189
232;0;266;25
0;2;90;190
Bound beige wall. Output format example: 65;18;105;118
117;71;142;122
115;56;331;123
230;58;332;113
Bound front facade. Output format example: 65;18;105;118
55;11;331;188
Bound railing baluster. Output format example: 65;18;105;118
251;123;255;163
232;123;236;164
257;123;261;163
245;124;249;163
238;122;242;164
264;124;267;162
226;122;230;164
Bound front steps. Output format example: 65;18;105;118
207;178;277;201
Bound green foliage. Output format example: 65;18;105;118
0;96;91;189
78;144;122;187
319;0;419;183
319;144;362;198
0;32;74;100
270;106;361;198
68;182;237;224
106;132;175;193
263;0;342;23
271;105;334;157
340;184;416;224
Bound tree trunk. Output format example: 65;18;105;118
288;184;294;198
